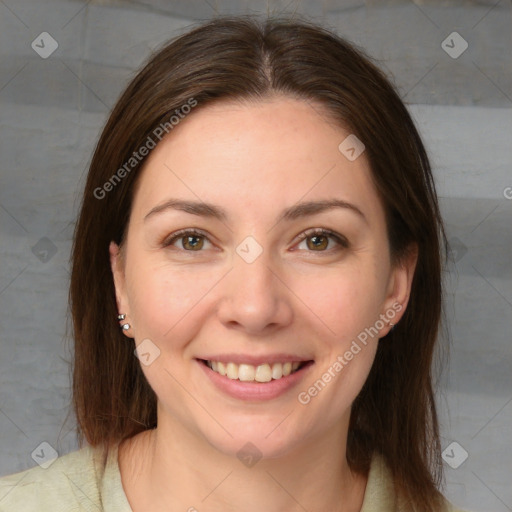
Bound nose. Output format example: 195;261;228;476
216;250;294;336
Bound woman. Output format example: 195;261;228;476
0;16;465;512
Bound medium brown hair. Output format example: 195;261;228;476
70;16;448;511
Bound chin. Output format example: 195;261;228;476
198;415;306;462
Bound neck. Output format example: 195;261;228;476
119;416;367;512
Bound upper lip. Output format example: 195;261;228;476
197;354;314;365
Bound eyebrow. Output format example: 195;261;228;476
144;198;367;225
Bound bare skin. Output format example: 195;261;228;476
111;97;417;512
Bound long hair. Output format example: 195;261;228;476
70;16;448;511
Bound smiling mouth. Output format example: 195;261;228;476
199;359;313;383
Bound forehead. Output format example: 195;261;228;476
130;97;385;225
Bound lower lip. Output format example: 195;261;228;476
197;360;314;401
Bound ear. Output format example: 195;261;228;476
109;241;133;338
379;244;418;337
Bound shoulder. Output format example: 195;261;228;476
0;444;107;512
366;452;469;512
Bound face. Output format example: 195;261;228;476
110;97;416;459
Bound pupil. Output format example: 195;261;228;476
186;236;201;249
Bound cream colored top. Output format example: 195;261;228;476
0;443;464;511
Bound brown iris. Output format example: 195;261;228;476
307;234;329;251
182;235;204;250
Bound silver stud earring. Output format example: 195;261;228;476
118;313;130;331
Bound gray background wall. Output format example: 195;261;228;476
0;1;511;511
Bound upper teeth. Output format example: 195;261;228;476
206;361;301;382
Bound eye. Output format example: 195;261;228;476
295;228;348;252
163;229;213;251
162;227;348;253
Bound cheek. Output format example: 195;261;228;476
125;257;220;343
292;262;387;342
293;271;381;428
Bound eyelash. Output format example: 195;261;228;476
163;227;349;253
